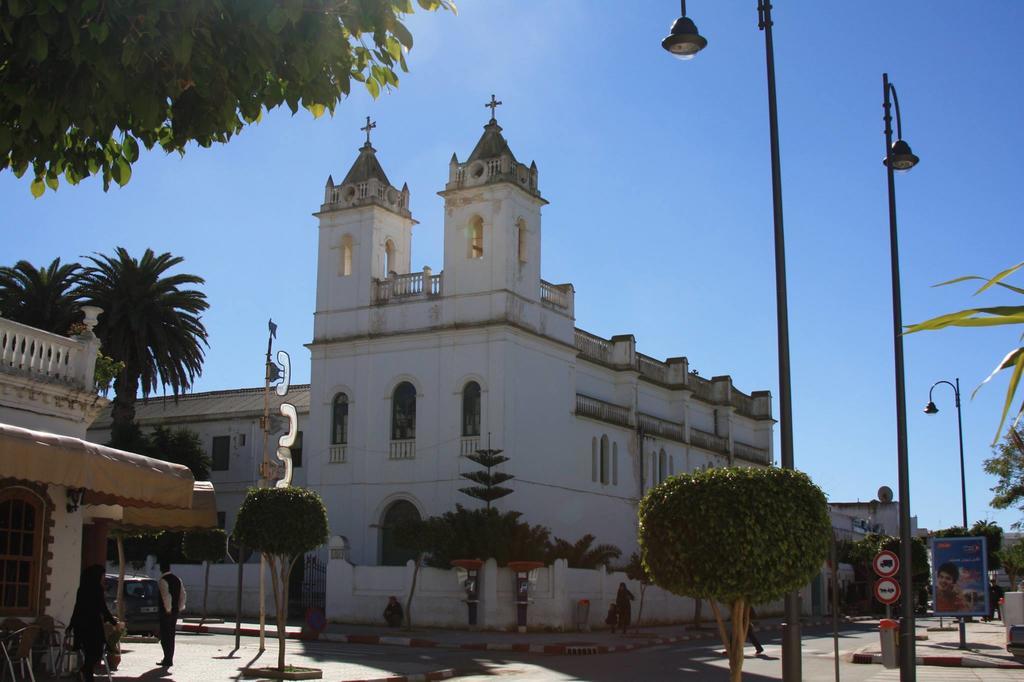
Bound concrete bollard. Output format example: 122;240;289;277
879;618;899;669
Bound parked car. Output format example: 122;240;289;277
105;574;161;635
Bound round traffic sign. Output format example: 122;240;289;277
874;577;901;605
872;550;900;578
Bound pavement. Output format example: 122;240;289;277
849;617;1024;669
180;614;838;656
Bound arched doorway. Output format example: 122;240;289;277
379;500;421;566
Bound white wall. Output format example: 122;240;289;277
324;557;798;630
170;562;264;618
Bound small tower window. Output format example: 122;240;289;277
385;239;396;275
658;448;667;484
599;435;609;485
341;235;353;277
462;381;481;437
391;382;416;440
517;219;528;263
332;393;349;444
468;216;484;259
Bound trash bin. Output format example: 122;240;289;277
576;599;591;632
879;618;899;669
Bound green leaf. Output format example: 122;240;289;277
392;21;414;50
122;135;139;163
45;174;59;190
975;347;1024;444
305;102;326;119
30;178;45;198
267;7;289;33
113;157;132;186
29;31;48;62
365;77;380;99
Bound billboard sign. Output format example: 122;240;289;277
930;536;989;617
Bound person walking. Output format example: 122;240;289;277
157;560;186;667
69;565;118;682
615;582;635;634
747;606;764;655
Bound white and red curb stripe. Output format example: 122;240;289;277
850;652;1024;669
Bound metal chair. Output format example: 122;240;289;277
0;637;17;682
4;626;39;682
31;616;63;675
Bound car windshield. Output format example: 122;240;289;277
104;578;157;600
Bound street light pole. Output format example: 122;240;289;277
882;72;920;682
925;378;969;649
662;3;799;678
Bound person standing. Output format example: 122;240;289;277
747;606;764;655
615;582;635;634
70;565;118;682
157;560;186;667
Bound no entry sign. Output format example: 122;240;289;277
873;550;899;578
874;577;901;605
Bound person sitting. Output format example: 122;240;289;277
605;602;619;632
383;596;404;627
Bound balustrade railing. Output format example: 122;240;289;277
373;272;443;304
575;394;632;428
636;353;669;384
733;441;769;464
329;444;347;464
690;427;729;454
460;436;480;456
389;439;416;460
0;317;89;388
731;392;755;418
637;412;685;442
687;374;715;402
574;329;612;364
540;279;571;310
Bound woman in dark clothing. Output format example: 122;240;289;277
615;582;635;634
70;565;117;682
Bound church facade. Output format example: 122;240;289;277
305;109;775;565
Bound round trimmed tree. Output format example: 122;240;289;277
182;528;228;624
639;467;831;682
233;487;328;671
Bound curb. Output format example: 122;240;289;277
344;669;455;682
850;652;1024;669
180;618;835;657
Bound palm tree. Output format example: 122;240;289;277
0;258;84;334
548;534;622;569
80;248;209;443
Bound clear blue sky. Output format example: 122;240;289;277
3;2;1022;533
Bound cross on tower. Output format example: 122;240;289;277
484;94;502;121
361;116;376;145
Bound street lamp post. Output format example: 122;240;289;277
924;378;969;649
662;3;800;679
882;72;920;682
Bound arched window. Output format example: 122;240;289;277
658;449;667;484
0;488;44;614
468;216;484;259
391;382;416;440
516;219;528;263
462;382;481;437
599;435;609;485
341;235;353;276
331;393;349;444
384;239;396;275
380;500;421;566
591;437;598;482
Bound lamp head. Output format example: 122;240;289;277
923;401;939;415
662;15;707;60
885;139;919;171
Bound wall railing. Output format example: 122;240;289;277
690;427;729;454
575;394;632;428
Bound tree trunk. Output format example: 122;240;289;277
268;555;303;671
202;560;210;625
116;536;127;622
110;371;139;444
404;553;424;631
694;597;703;627
708;600;730;656
634;583;647;633
727;599;749;682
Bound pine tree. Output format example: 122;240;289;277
460;446;514;509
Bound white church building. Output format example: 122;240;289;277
90;109;775;567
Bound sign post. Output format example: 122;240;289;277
873;550;901;618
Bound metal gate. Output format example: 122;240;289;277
299;553;326;613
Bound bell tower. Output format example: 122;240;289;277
314;118;415;323
438;96;547;301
